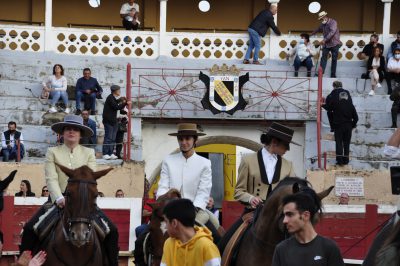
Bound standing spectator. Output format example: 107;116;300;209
386;48;400;95
15;180;35;197
115;116;128;159
120;0;140;30
387;31;400;60
339;193;350;205
311;11;341;78
323;81;358;165
243;4;281;65
1;121;24;162
41;186;49;197
115;189;124;198
360;34;384;60
366;47;386;96
80;109;97;148
287;33;316;77
42;64;69;113
102;85;130;160
75;68;103;115
272;189;344;266
390;84;400;128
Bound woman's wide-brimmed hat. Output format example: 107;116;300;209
51;115;94;138
263;122;301;146
168;123;206;137
318;11;328;20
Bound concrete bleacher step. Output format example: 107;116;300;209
321;126;395;145
323;157;400;170
322;111;393;129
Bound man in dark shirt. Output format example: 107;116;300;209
102;85;130;160
360;34;384;60
80;109;97;148
75;68;103;115
243;4;281;65
272;188;344;266
323;81;358;165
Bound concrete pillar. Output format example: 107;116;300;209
44;0;53;52
159;0;168;57
131;118;143;161
382;0;393;37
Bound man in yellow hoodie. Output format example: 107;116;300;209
161;199;221;266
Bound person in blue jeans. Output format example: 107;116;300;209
1;121;25;162
102;85;130;160
243;4;281;65
42;64;70;113
75;68;103;115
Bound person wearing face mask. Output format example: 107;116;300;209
387;31;400;60
386;48;400;95
311;11;341;78
1;121;24;162
287;33;316;77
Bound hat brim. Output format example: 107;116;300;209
51;122;94;138
168;132;206;137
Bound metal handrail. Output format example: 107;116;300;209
317;67;323;169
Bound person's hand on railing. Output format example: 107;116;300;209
321;96;326;105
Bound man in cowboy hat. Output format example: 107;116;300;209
20;115;119;266
311;11;341;78
157;123;222;240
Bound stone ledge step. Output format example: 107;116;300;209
321;111;393;129
322;157;400;170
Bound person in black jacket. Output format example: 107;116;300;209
102;85;130;160
15;180;35;197
243;4;281;65
390;84;400;128
0;170;17;247
323;81;358;165
366;46;386;96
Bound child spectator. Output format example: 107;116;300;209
15;180;35;197
42;64;69;114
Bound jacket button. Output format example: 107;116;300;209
256;193;260;196
257;189;260;192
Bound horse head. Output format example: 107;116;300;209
56;164;113;248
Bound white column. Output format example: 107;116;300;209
44;0;54;52
159;0;168;57
382;0;393;37
131;118;143;161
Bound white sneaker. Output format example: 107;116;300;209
64;108;71;114
376;83;382;88
48;106;57;113
110;154;118;160
102;155;111;160
368;90;375;96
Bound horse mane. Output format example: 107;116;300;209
272;177;311;192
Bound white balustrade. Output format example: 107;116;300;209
0;25;44;52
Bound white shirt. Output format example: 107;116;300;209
42;75;67;91
1;131;24;149
388;58;400;71
261;148;278;184
372;57;381;68
157;152;212;210
120;3;140;22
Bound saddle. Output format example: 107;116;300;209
222;212;254;266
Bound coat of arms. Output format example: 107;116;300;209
200;64;249;115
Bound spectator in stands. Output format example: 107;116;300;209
15;180;35;197
360;34;384;61
366;46;386;96
120;0;140;30
1;121;25;162
311;11;341;78
80;110;97;148
42;64;69;114
75;68;103;115
338;193;350;205
115;116;128;159
115;189;124;198
41;186;49;197
390;84;400;128
102;85;130;160
243;3;281;65
386;48;400;95
287;33;316;77
323;81;358;166
387;31;400;60
206;197;219;221
135;180;156;237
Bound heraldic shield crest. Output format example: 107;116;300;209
200;64;249;115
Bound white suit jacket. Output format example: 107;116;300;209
157;152;212;210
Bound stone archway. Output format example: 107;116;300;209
148;135;262;185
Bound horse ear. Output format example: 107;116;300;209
317;186;334;200
92;168;113;180
292;183;300;193
56;163;75;178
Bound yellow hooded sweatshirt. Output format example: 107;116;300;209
160;226;221;266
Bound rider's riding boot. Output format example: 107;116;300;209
20;225;39;253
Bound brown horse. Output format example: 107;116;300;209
221;177;333;266
44;164;113;266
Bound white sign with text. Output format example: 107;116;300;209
335;177;365;197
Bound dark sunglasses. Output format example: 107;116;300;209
42;189;49;192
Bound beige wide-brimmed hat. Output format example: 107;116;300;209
51;115;94;137
168;123;206;137
318;11;328;20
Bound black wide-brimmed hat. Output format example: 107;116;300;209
264;122;301;146
51;115;94;138
168;123;206;137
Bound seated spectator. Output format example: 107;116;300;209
98;191;105;197
75;68;103;115
79;110;97;148
386;48;400;95
1;121;24;162
40;186;49;197
338;193;350;205
387;31;400;60
206;197;219;220
42;64;69;114
115;189;124;198
15;180;35;197
360;34;384;61
120;0;140;30
287;33;316;77
366;47;386;96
